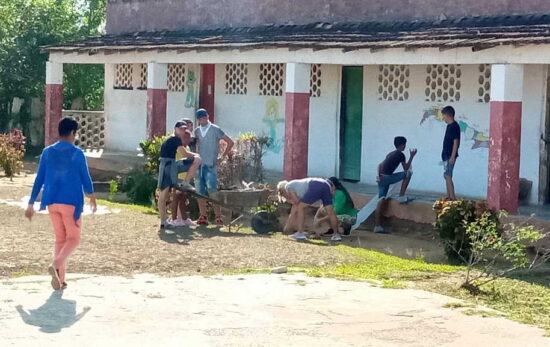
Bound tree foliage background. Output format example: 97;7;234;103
0;0;105;143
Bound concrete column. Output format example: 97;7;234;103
284;63;311;180
146;62;168;138
199;64;215;122
45;62;63;146
488;64;524;213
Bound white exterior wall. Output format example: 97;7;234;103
166;64;201;132
104;63;147;152
214;64;286;171
214;63;341;176
361;64;544;203
308;65;340;177
103;63;199;152
520;65;545;204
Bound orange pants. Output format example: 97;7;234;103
47;204;81;283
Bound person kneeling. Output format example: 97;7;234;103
278;178;342;242
374;136;417;234
314;177;358;236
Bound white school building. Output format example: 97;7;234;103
42;0;550;213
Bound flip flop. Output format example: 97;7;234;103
48;265;61;290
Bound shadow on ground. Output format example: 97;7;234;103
16;291;90;333
158;225;269;245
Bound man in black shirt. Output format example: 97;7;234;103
157;121;201;228
441;106;460;200
374;136;417;233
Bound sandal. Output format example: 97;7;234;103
48;265;61;290
215;216;224;228
61;282;68;290
196;215;209;225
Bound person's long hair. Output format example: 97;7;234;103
328;177;355;210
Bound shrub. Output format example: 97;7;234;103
236;132;269;182
0;129;26;179
434;198;548;293
140;135;168;174
119;168;157;206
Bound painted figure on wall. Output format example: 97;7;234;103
262;98;284;153
420;107;489;149
185;71;197;108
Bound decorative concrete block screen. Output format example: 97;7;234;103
478;64;491;103
310;64;322;97
168;64;186;92
378;65;410;101
225;63;248;95
259;63;284;96
425;64;462;102
63;111;106;150
114;64;133;89
137;63;147;90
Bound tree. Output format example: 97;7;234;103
0;0;106;137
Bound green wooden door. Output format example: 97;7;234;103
340;66;363;181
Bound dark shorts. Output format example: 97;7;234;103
301;180;333;206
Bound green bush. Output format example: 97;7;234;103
140;135;168;174
0;129;26;179
119;168;157;206
434;198;546;292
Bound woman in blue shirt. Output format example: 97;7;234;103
25;117;96;290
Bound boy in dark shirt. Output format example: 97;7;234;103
441;106;460;200
157;121;201;229
374;136;417;233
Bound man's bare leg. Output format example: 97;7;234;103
185;157;201;181
374;199;386;227
198;198;208;217
284;204;299;234
445;176;456;200
399;177;411;196
158;188;171;223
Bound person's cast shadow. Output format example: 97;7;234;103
16;290;90;333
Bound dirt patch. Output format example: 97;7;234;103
0;199;359;278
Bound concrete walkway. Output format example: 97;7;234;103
1;274;548;347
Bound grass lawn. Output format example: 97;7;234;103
298;245;550;335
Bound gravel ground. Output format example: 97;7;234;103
0;167;357;278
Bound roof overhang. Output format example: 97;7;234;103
43;14;550;65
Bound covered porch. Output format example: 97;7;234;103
41;14;550;213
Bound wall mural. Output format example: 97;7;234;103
184;71;197;108
262;98;284;153
420;107;489;149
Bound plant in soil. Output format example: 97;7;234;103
434;198;548;293
0;129;26;179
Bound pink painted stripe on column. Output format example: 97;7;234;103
487;101;522;213
45;84;63;146
283;92;310;180
147;88;167;139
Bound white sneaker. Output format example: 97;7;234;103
168;219;186;227
291;232;308;240
330;234;342;242
183;218;198;227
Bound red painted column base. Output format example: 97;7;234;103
283;92;310;180
44;84;63;146
487;101;522;213
147;88;168;138
199;64;215;122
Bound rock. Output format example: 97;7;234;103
271;266;287;274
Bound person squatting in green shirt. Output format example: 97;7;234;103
313;177;358;236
